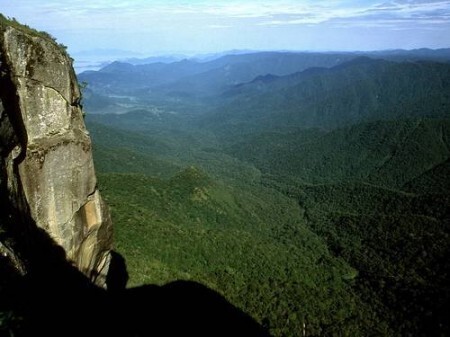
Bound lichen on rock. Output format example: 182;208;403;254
0;20;113;287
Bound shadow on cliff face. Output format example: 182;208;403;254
0;213;271;337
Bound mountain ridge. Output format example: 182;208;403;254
201;58;450;134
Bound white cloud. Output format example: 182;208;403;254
2;0;449;53
208;24;232;29
253;0;450;27
4;0;450;29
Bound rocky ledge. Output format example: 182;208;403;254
0;19;112;286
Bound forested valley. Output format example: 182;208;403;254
79;50;450;336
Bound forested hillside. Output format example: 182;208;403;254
227;119;450;187
82;50;450;336
203;58;450;133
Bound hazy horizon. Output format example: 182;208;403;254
2;0;449;58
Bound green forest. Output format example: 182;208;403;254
89;118;449;336
81;53;450;336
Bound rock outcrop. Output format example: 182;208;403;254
0;20;112;286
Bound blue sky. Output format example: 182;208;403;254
1;0;450;56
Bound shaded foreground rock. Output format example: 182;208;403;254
0;20;112;286
0;210;270;337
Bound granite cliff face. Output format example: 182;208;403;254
0;21;113;286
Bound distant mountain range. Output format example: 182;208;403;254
80;49;450;133
73;49;258;73
78;51;353;95
79;48;450;95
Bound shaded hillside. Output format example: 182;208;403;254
87;114;450;336
97;170;383;337
227;119;450;188
287;181;450;337
403;158;450;194
85;117;263;184
203;58;450;134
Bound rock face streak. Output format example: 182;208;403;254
0;25;113;286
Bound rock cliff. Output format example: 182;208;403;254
0;18;112;286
